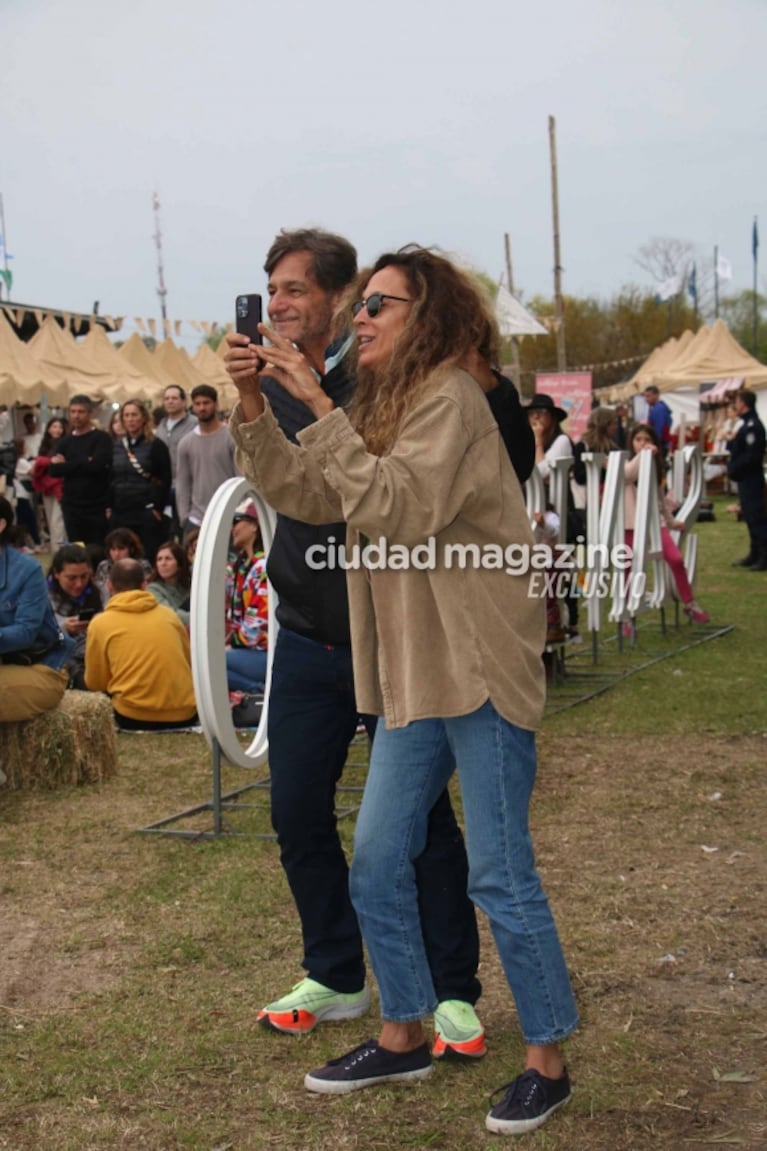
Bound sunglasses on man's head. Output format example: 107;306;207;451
351;292;412;319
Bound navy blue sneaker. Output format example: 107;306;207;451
485;1067;571;1134
304;1039;433;1095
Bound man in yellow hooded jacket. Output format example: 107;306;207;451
85;558;197;730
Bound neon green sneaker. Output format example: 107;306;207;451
432;999;487;1059
258;977;371;1034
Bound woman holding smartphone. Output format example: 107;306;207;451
227;247;578;1136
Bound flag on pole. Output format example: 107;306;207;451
687;264;698;304
716;253;733;282
753;218;759;261
494;284;548;336
656;271;684;302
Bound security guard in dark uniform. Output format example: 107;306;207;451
727;389;767;570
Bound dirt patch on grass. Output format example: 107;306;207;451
0;731;765;1150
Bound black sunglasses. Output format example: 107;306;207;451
351;292;412;319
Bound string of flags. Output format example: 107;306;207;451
565;351;647;373
0;303;234;339
131;317;233;338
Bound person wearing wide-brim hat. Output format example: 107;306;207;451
526;393;581;639
525;394;570;465
525;393;568;424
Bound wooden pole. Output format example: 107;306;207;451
548;115;566;370
503;232;522;389
753;216;759;355
0;192;10;302
714;244;719;319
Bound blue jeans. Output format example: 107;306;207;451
267;627;480;1001
350;701;579;1045
226;646;268;693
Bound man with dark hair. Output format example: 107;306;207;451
225;228;534;1058
727;389;767;570
175;384;238;537
85;558;197;729
264;227;358;294
48;394;112;545
643;385;672;454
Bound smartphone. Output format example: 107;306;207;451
78;606;97;622
235;293;264;345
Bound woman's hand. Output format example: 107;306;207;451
64;617;88;636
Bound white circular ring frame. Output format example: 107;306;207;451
190;476;278;769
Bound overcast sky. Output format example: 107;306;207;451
2;0;766;349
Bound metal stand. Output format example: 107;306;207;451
140;733;368;841
545;623;733;718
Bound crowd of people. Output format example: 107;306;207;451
2;223;763;1139
0;384;268;732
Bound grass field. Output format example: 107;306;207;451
1;496;765;1150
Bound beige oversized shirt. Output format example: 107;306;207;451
230;365;545;731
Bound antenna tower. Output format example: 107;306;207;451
152;192;169;339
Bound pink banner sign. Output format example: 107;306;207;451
534;372;593;443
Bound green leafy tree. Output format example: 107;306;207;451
719;290;767;362
515;289;699;392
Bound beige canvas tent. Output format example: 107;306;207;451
192;342;239;409
602;321;767;402
80;326;164;405
659;319;767;390
118;333;181;395
0;311;69;406
28;317;114;402
154;338;210;393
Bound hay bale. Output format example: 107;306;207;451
1;691;117;791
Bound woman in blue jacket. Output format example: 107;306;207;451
0;497;73;722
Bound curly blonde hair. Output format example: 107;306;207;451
346;247;499;456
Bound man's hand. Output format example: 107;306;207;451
50;453;65;465
224;332;266;422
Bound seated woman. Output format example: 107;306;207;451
225;500;268;695
147;541;191;626
47;544;104;689
94;528;152;604
0;498;73;721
